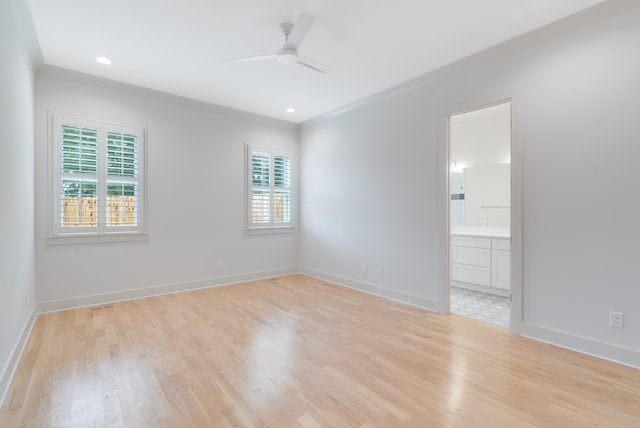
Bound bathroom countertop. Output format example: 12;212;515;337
451;226;510;239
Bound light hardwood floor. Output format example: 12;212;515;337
1;274;639;427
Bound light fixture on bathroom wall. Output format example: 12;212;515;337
451;160;463;173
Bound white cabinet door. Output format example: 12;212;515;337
491;249;510;289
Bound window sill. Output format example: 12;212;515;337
48;232;148;245
244;226;295;236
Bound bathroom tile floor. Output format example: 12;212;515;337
450;286;510;328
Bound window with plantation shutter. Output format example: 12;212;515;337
50;115;146;242
246;145;293;232
106;131;139;227
60;125;99;227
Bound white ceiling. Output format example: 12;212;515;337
26;0;605;123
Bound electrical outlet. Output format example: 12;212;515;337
361;264;368;274
609;311;624;329
215;260;222;269
377;267;383;278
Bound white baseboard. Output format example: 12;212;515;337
300;268;639;369
0;306;37;410
451;280;509;297
37;267;298;313
3;267;636;414
299;267;439;312
1;268;297;410
519;323;639;369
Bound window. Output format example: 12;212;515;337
50;115;146;241
246;145;293;232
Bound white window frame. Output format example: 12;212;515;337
49;114;147;244
245;144;295;234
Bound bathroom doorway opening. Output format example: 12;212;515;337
448;101;511;328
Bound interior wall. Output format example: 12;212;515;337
0;0;38;400
299;5;640;365
463;164;511;228
299;89;440;308
34;69;299;306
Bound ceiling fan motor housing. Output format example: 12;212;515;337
277;46;298;64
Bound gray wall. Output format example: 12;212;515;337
34;69;299;308
299;4;640;366
0;0;38;401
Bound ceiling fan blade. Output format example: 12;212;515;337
287;13;315;48
297;56;331;74
228;54;276;63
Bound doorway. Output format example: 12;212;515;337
448;101;511;328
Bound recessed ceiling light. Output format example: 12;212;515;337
96;56;111;65
285;108;296;113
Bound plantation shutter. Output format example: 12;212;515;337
251;152;271;224
106;131;140;227
53;114;145;238
273;155;291;223
247;146;292;229
60;124;99;227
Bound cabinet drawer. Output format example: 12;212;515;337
452;236;491;249
452;246;491;267
492;238;510;251
452;263;491;286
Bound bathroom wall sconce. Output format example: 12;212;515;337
450;160;463;173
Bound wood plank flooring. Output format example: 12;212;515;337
1;274;639;427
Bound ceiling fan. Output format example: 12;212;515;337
231;13;331;74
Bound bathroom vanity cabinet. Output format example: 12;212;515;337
451;229;510;296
